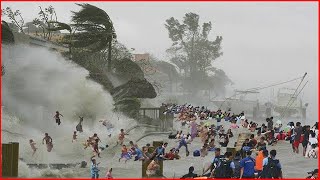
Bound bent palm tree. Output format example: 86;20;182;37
47;21;73;55
71;3;116;71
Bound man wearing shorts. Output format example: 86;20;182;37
293;122;302;154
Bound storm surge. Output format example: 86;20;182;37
2;44;140;176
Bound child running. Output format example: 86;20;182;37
117;129;128;146
29;139;37;156
54;111;63;125
119;145;131;163
99;119;114;137
72;131;77;143
83;138;91;149
105;168;113;179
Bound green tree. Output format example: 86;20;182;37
209;68;233;97
70;3;116;71
148;55;179;93
165;12;223;92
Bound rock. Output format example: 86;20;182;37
111;78;156;99
113;58;144;80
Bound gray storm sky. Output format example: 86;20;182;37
2;2;318;120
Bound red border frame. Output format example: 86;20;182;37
0;0;319;180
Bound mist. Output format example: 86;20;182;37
2;44;136;141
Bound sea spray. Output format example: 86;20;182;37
2;44;141;176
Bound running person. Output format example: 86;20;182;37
176;135;190;156
117;129;128;146
293;122;303;154
93;139;101;158
76;116;84;132
54;111;63;125
99;119;114;137
72;131;77;143
29;139;37;156
119;145;131;163
42;133;53;152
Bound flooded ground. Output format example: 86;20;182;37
4;116;317;178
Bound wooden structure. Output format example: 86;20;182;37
2;142;19;177
234;133;252;151
139;106;174;131
226;147;237;160
152;141;163;148
142;160;163;178
142;141;164;178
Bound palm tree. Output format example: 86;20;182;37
47;21;73;56
71;3;116;71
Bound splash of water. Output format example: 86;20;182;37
2;44;139;169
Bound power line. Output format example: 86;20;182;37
279;72;307;118
279;80;308;120
215;74;305;109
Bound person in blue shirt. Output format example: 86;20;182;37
240;150;255;178
202;148;224;177
223;152;236;178
90;156;100;179
176;135;190;156
154;142;167;160
242;138;252;153
262;149;283;178
134;147;143;161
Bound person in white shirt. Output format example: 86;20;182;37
99;119;114;137
305;131;318;158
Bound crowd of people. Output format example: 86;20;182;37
27;104;318;179
161;103;318;179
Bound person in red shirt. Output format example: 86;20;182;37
276;131;286;140
164;148;176;160
249;134;257;148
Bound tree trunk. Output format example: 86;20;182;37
69;32;72;59
107;39;112;72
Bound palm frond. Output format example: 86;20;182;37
47;21;72;32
